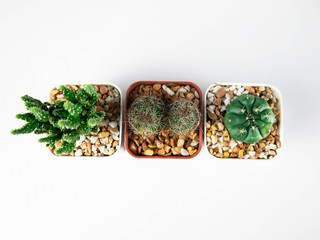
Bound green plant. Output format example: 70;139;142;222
168;99;201;135
128;96;165;136
11;85;105;155
224;94;275;144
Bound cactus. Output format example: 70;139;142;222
168;99;200;135
128;96;165;136
11;85;105;155
224;94;275;144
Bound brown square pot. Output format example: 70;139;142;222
125;81;203;159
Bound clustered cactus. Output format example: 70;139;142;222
168;99;201;135
128;97;201;136
11;85;105;155
128;96;165;136
224;94;275;144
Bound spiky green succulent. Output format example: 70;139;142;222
128;96;165;136
168;99;201;135
11;85;105;155
224;94;275;144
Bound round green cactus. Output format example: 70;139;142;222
224;94;275;144
168;99;200;135
128;96;165;136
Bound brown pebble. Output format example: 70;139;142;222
247;86;255;94
216;88;226;98
214;97;222;106
100;85;108;94
153;84;161;91
208;111;217;121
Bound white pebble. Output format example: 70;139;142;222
98;146;105;153
162;85;174;96
194;91;199;98
259;86;265;91
111;134;120;141
191;140;199;146
74;149;82;157
230;139;237;148
248;151;256;157
223;98;230;106
181;148;189;156
109;121;118;128
207;92;214;99
184;85;191;91
75;136;85;147
92;146;97;153
229;85;236;91
269;144;277;150
213;85;221;93
207;105;215;113
237;88;245;96
88;136;98;144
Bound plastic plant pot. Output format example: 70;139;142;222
49;83;122;157
205;83;282;160
125;81;203;159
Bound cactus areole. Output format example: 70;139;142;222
224;94;275;144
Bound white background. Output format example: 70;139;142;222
0;0;319;239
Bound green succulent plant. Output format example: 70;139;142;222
128;96;165;136
168;99;201;135
11;85;105;155
224;94;275;144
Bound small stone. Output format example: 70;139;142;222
156;140;164;149
142;142;148;152
208;111;217;120
181;148;189;156
186;93;195;100
276;140;281;148
172;147;182;155
144;149;154;156
216;88;226;98
100;132;110;138
190;140;199;147
108;121;117;128
112;140;119;148
217;122;224;131
171;85;180;92
259;142;266;148
214;97;222;106
247;86;255;94
100;85;108;94
129;142;137;154
107;126;119;134
169;138;175;148
223;152;230;158
158;149;165;155
162;85;174;96
177;139;185;147
153;84;161;91
239;149;244;159
74;149;82;157
164;145;171;153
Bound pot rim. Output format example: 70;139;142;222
204;82;283;160
125;81;203;159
